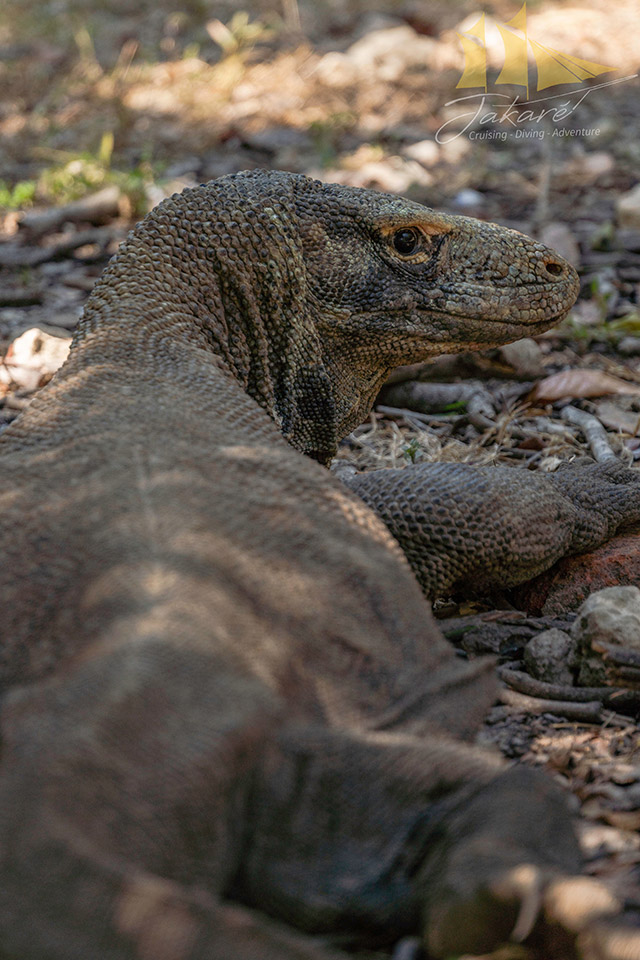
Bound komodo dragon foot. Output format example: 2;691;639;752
346;458;640;599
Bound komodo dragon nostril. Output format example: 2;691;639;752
544;260;564;277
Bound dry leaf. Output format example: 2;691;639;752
595;401;640;435
531;369;640;403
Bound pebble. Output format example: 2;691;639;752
618;336;640;356
571;586;640;686
524;628;576;685
498;338;545;377
452;188;484;210
616;183;640;230
403;140;440;168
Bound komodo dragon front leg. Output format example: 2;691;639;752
346;458;640;599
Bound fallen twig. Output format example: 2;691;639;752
380;380;496;419
498;667;637;708
561;405;617;462
0;228;115;267
18;186;123;238
375;405;438;425
499;687;603;721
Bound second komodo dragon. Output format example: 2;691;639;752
0;170;638;959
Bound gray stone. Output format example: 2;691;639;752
571;586;640;686
618;336;640;357
524;628;576;685
498;337;545;377
452;188;484;210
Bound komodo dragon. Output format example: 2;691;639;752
0;169;638;960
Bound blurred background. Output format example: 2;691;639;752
1;0;638;219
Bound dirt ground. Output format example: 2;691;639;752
1;1;639;956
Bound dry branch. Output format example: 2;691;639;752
18;186;123;238
561;405;617;462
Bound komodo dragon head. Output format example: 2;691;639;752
74;169;579;463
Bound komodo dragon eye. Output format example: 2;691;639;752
392;228;421;256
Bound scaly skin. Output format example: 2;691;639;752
0;171;601;959
347;459;640;599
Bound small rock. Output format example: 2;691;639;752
573;586;640;648
452;188;484;210
569;300;603;328
616;183;640;230
571;585;640;686
331;460;358;483
438;138;470;165
314;51;357;87
403;139;440;167
524;628;576;685
343;25;436;82
498;338;545;378
538;222;581;270
618;336;640;357
563;151;615;184
0;326;71;391
579;151;615;179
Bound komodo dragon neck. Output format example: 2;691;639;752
59;170;578;464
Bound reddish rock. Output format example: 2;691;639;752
510;527;640;617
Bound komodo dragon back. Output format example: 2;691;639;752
0;171;593;959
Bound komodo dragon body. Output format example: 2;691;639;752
0;170;637;959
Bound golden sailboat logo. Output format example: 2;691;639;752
457;3;614;100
